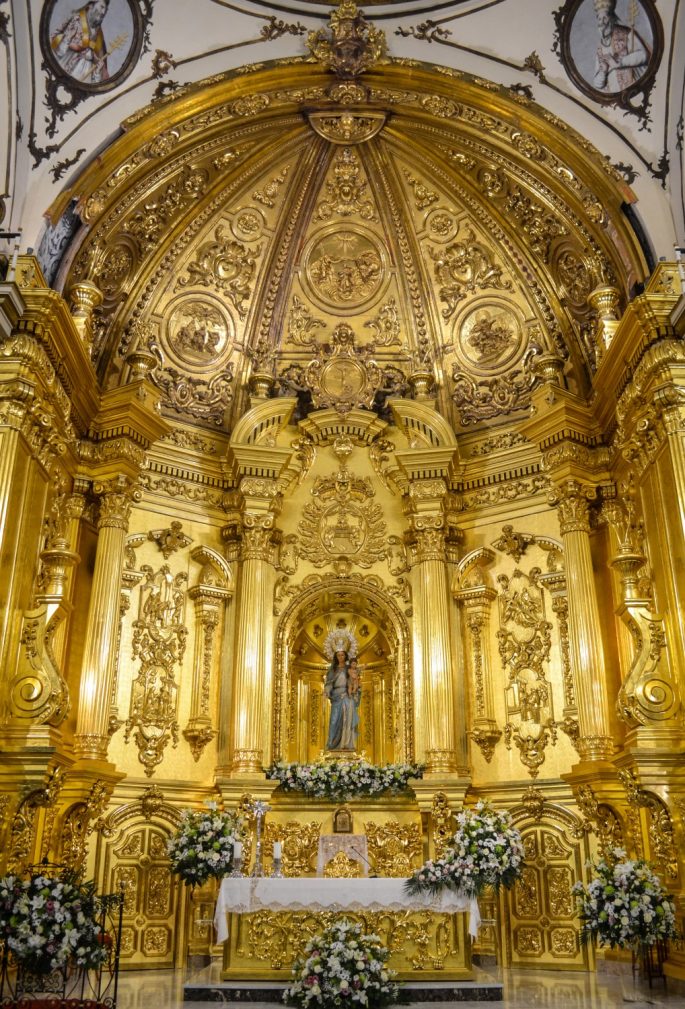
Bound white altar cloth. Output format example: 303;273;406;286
214;876;480;943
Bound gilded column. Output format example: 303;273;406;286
74;477;140;759
548;479;614;761
410;515;458;774
229;508;277;773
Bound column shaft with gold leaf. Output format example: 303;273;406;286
74;379;171;763
222;401;296;794
230;502;278;774
522;385;615;764
408;493;458;775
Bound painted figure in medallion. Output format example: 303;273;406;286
50;0;112;83
593;0;649;92
323;628;361;751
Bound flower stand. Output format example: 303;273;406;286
633;940;668;988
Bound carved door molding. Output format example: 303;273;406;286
97;806;185;969
503;810;590;971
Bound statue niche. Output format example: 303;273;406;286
282;605;398;764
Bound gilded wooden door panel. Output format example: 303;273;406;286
505;825;588;970
107;823;179;969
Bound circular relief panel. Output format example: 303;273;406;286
232;207;266;242
320;357;368;406
302;225;388;313
425;208;459;244
454;299;526;377
165;297;233;372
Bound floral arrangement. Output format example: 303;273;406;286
167;803;242;887
0;872;115;975
265;760;424;802
283;919;399;1009
572;849;677;950
405;800;524;897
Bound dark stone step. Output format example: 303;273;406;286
183;979;504;1002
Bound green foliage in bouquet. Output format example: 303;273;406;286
265;760;424;802
284;920;400;1009
0;871;117;975
573;849;677;950
167;804;242;887
405;800;524;897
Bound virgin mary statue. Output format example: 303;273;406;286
323;628;360;751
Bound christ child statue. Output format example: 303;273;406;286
347;658;361;697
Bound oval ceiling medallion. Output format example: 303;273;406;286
302;225;388;313
454;299;526;377
165;297;233;372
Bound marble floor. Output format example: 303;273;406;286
115;966;685;1009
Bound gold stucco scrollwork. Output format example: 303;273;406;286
316;148;376;221
323;851;363;877
264;821;320;876
499;568;555;777
60;780;113;874
297;435;386;568
364;821;422;877
8;766;64;872
618;769;677;879
124;564;188;776
306;1;388;79
148;520;193;559
430;229;511;321
307;111;388;145
286;295;326;348
504;188;567;261
431;792;453;859
176;225;261;320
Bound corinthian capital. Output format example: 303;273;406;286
94;477;141;531
548;480;596;535
411;518;445;562
241;513;275;561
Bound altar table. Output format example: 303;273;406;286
214;875;480;940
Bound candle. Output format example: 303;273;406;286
233;840;242;860
273;841;282;860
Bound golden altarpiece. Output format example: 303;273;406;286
0;0;684;984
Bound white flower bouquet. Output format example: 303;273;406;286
167;804;242;887
0;871;116;975
284;919;399;1009
573;849;677;950
265;761;424;802
405;800;524;897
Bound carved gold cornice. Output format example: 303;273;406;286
5;257;99;436
593;262;683;432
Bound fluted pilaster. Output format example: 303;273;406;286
74;477;139;759
549;479;614;760
411;521;458;773
230;513;276;773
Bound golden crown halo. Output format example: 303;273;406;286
323;627;358;660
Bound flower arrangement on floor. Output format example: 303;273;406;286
265;760;424;802
572;848;677;950
0;871;116;975
167;803;242;887
405;800;524;897
283;919;400;1009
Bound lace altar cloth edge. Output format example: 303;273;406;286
214;876;480;943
